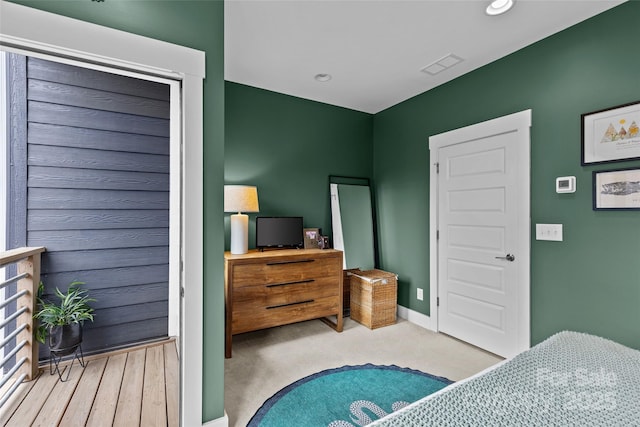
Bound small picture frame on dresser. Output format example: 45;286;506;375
304;228;321;249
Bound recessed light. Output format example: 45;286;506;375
314;73;332;82
486;0;514;16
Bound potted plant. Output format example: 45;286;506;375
34;281;96;357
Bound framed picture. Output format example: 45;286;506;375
581;100;640;165
303;228;321;249
593;167;640;210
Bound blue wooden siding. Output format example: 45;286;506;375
13;56;171;356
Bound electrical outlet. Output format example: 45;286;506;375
417;288;424;301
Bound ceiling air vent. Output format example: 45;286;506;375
421;54;464;76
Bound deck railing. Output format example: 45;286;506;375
0;246;45;407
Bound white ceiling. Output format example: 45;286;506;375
225;0;625;114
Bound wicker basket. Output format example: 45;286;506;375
342;268;361;316
350;269;397;329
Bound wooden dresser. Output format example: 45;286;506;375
224;248;343;358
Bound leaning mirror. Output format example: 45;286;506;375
329;176;378;271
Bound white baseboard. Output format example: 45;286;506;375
202;412;229;427
397;305;435;332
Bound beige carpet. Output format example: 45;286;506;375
224;317;503;427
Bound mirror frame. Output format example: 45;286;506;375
328;175;379;268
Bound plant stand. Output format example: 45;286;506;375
47;324;86;382
49;344;86;382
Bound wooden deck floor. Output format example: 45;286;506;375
0;339;179;426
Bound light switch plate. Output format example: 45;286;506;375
536;224;563;241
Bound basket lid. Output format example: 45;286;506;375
351;269;397;283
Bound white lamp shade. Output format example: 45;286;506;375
224;185;259;213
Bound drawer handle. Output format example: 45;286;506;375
267;299;314;309
266;259;315;266
266;279;315;288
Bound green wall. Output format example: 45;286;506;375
5;0;226;421
373;1;640;349
224;82;373;249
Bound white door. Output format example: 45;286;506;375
429;110;531;358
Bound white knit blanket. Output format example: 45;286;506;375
370;331;640;426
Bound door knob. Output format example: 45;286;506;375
495;254;515;262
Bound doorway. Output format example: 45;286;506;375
3;52;178;357
1;3;205;424
429;110;531;358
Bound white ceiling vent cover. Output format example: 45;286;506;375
421;54;464;76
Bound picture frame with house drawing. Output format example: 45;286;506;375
304;228;322;249
593;167;640;210
581;100;640;165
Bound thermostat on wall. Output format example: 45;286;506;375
556;176;576;193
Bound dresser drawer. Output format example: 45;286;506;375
231;256;340;287
232;294;340;334
233;276;339;309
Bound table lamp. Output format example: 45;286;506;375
224;185;259;254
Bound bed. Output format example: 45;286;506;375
370;331;640;426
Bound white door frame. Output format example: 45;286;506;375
0;51;7;361
0;2;205;425
429;110;531;356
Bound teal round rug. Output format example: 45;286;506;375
248;364;452;427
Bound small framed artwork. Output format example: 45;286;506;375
581;100;640;165
304;228;321;249
593;167;640;210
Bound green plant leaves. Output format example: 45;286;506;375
33;281;96;344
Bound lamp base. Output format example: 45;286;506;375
230;213;249;255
